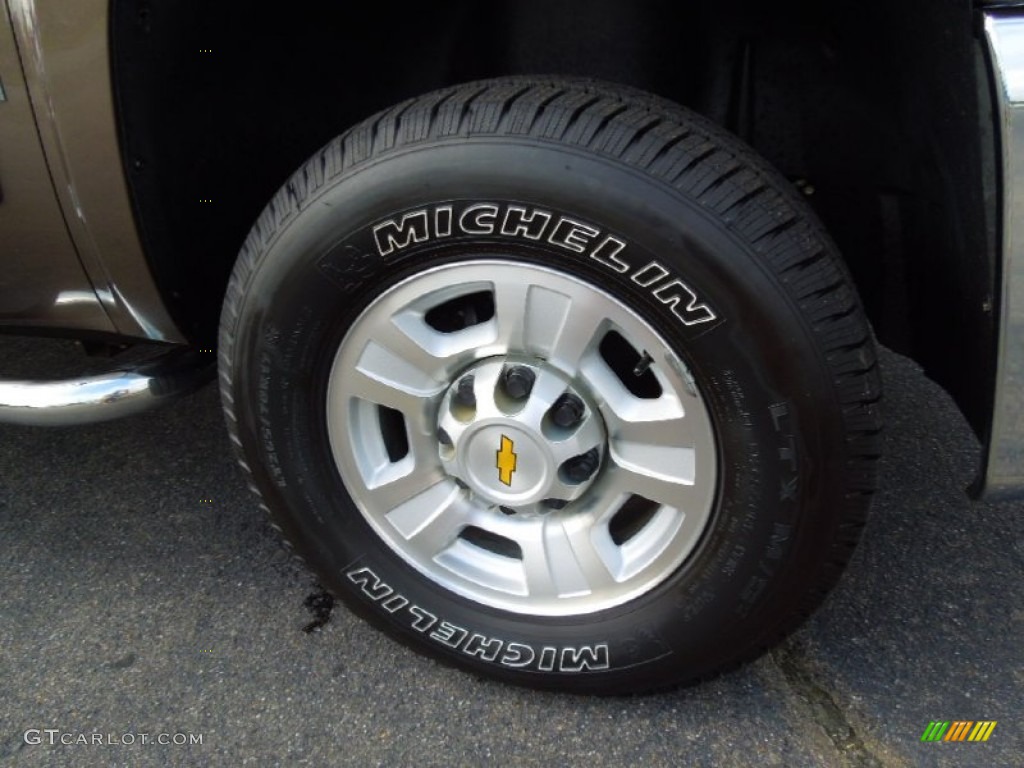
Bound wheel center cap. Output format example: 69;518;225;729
436;358;606;511
462;425;549;504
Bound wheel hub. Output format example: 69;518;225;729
437;359;605;513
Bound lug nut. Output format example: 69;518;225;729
550;392;585;428
502;365;536;399
454;375;476;408
562;447;601;484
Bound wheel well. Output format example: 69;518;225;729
111;0;997;437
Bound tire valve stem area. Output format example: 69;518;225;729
632;351;654;377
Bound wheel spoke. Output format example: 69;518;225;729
520;517;618;598
346;340;445;422
606;406;690;448
611;505;684;582
406;422;443;457
392;305;495;362
341;369;434;429
365;462;449;514
520;284;573;359
384;481;467;555
604;450;700;509
545;295;608;375
601;395;707;507
491;278;531;351
610;438;695;484
369;317;449;379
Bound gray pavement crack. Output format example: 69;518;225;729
772;641;885;768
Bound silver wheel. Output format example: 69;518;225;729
326;261;718;616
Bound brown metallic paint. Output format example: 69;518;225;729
0;2;112;332
2;0;184;342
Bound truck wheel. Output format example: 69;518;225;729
218;77;881;693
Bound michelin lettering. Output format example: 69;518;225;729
371;202;716;326
347;566;611;673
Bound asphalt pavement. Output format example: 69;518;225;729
0;337;1021;767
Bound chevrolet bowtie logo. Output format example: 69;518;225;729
496;435;518;486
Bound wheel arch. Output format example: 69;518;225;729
111;0;997;440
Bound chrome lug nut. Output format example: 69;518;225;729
561;447;601;484
454;375;476;408
550;392;585;428
502;365;536;399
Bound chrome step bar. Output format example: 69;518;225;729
0;349;213;426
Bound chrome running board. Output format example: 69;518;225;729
0;348;213;426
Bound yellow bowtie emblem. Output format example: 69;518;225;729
496;435;518;486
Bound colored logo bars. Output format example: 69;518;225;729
920;721;997;742
496;435;518;487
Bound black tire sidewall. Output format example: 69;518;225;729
231;139;846;691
